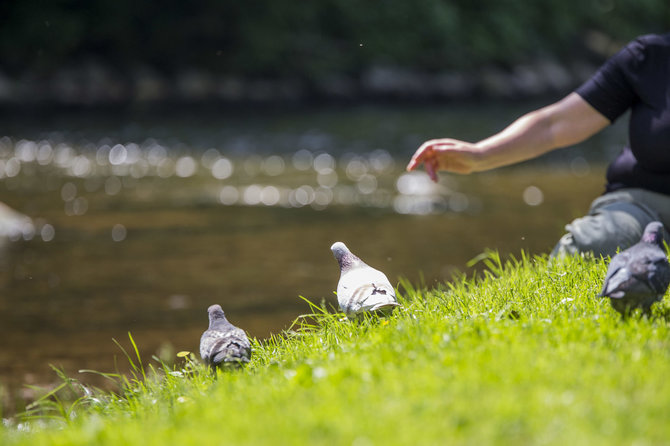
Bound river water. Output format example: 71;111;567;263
0;103;626;413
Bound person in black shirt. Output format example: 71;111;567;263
406;33;670;257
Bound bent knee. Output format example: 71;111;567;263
554;207;652;257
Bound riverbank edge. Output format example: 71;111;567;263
0;57;599;113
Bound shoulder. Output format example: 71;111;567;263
618;33;670;67
631;33;670;48
576;33;670;122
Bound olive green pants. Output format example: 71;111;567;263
551;188;670;258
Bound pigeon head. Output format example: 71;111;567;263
641;221;665;246
207;304;228;324
331;241;362;271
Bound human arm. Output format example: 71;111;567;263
406;92;611;181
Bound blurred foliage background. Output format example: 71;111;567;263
0;0;668;105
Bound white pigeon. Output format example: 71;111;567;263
200;304;251;370
330;241;400;317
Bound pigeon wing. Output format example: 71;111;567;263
600;251;632;298
200;327;251;366
210;328;251;365
200;329;220;361
337;266;398;315
645;255;670;294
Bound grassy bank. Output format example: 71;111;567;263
3;252;670;445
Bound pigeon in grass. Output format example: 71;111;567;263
331;241;400;317
200;305;251;370
599;221;670;316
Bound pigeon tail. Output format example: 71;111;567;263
610;293;663;315
209;338;251;367
368;302;401;316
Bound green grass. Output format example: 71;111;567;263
3;251;670;445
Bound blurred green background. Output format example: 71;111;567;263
1;0;668;107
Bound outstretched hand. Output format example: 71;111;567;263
406;94;610;182
406;139;480;182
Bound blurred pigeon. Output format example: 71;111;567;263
331;241;400;317
599;221;670;315
200;305;251;370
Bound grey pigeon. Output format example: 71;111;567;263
331;241;400;317
599;221;670;315
200;305;251;370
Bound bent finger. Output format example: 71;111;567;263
407;149;429;171
407;142;439;171
424;159;438;182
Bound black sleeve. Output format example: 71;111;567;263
575;39;645;123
